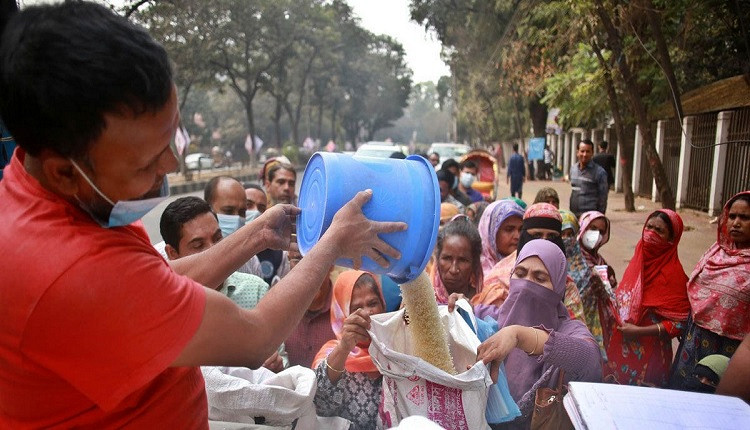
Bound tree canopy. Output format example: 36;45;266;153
124;0;413;163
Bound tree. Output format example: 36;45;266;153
590;0;675;208
340;33;412;144
129;0;224;172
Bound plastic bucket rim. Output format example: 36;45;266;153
297;152;327;257
387;154;441;284
296;152;441;284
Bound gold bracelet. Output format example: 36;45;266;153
656;323;662;338
325;357;344;373
527;327;539;356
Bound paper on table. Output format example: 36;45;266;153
565;382;750;430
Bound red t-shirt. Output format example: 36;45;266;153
0;150;208;428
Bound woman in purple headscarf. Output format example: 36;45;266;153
477;199;525;275
477;239;601;429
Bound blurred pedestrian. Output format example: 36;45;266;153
507;143;525;199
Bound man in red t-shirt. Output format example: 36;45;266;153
0;3;404;428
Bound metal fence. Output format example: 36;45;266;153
592;129;604;144
722;107;750;201
662;118;682;197
685;113;717;211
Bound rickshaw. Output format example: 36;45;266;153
460;149;498;201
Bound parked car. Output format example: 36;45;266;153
354;141;409;158
428;142;471;169
185;152;214;170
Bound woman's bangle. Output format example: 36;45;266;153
656;323;662;338
527;327;539;356
325;356;344;373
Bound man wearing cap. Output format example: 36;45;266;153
0;3;405;427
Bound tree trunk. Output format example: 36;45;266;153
274;98;283;149
283;102;299;153
331;104;338;143
643;0;684;121
510;86;529;179
244;101;257;167
178;81;193;113
593;0;675;209
528;95;548;138
316;102;324;141
592;39;635;211
289;50;318;150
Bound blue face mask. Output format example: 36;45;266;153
217;213;245;238
245;209;261;223
70;159;170;228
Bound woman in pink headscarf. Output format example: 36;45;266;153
670;191;750;390
604;210;689;387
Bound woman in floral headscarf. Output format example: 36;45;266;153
313;270;386;429
477;199;525;275
604;210;689;387
670;191;750;390
558;210;612;358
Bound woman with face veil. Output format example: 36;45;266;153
477;240;601;429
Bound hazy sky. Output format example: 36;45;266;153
346;0;449;84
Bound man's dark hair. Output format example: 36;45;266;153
243;182;266;194
429;151;440;161
389;151;406;159
513;143;519;152
579;139;595;150
0;0;18;34
267;162;295;182
599;140;608;150
442;158;459;171
204;176;241;206
0;1;173;159
160;197;215;250
436;169;455;187
461;160;477;170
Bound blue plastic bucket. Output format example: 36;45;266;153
296;152;440;283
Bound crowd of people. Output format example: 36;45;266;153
1;2;749;429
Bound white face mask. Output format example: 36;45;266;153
70;159;169;228
581;230;601;250
459;172;476;188
217;213;245;238
245;209;261;223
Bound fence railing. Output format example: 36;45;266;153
547;107;750;215
723;107;750;202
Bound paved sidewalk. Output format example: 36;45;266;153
495;175;718;279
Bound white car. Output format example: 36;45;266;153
354;142;409;158
185;153;214;170
428;142;470;169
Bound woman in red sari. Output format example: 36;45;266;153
604;210;689;386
